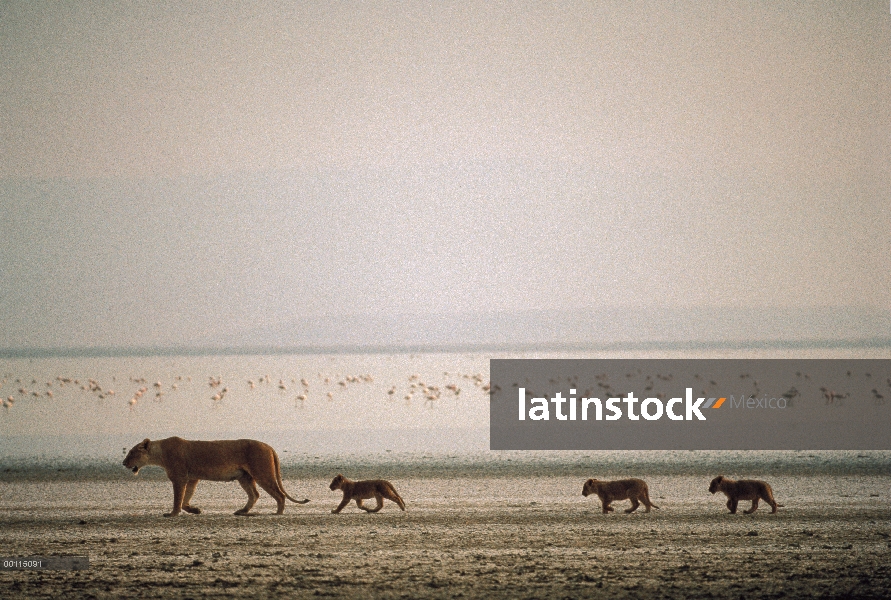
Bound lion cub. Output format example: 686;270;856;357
329;474;406;514
582;478;659;514
709;475;783;514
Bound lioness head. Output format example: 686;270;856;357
329;474;345;490
582;478;598;497
123;439;151;474
709;475;724;494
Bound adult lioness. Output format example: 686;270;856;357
329;474;405;513
123;437;309;517
582;478;659;514
709;475;782;514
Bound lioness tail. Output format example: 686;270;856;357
273;451;310;504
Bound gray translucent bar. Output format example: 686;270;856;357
0;556;89;570
490;359;891;450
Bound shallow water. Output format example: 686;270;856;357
2;348;889;460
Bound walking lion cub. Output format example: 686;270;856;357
582;478;659;514
709;475;782;514
329;474;405;513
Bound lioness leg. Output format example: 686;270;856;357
625;497;640;513
744;498;759;514
602;497;614;514
166;480;187;517
254;478;287;514
235;474;260;515
727;498;738;514
182;479;202;514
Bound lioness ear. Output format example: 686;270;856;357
142;439;150;449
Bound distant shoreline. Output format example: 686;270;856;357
3;450;891;482
3;338;891;359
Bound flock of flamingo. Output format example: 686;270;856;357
0;370;492;412
2;365;885;414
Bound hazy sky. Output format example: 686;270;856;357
1;2;889;348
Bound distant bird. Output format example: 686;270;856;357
821;387;848;404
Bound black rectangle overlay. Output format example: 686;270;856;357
490;359;891;450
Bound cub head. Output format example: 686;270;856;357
709;475;724;494
329;474;345;491
582;478;598;497
123;439;151;474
